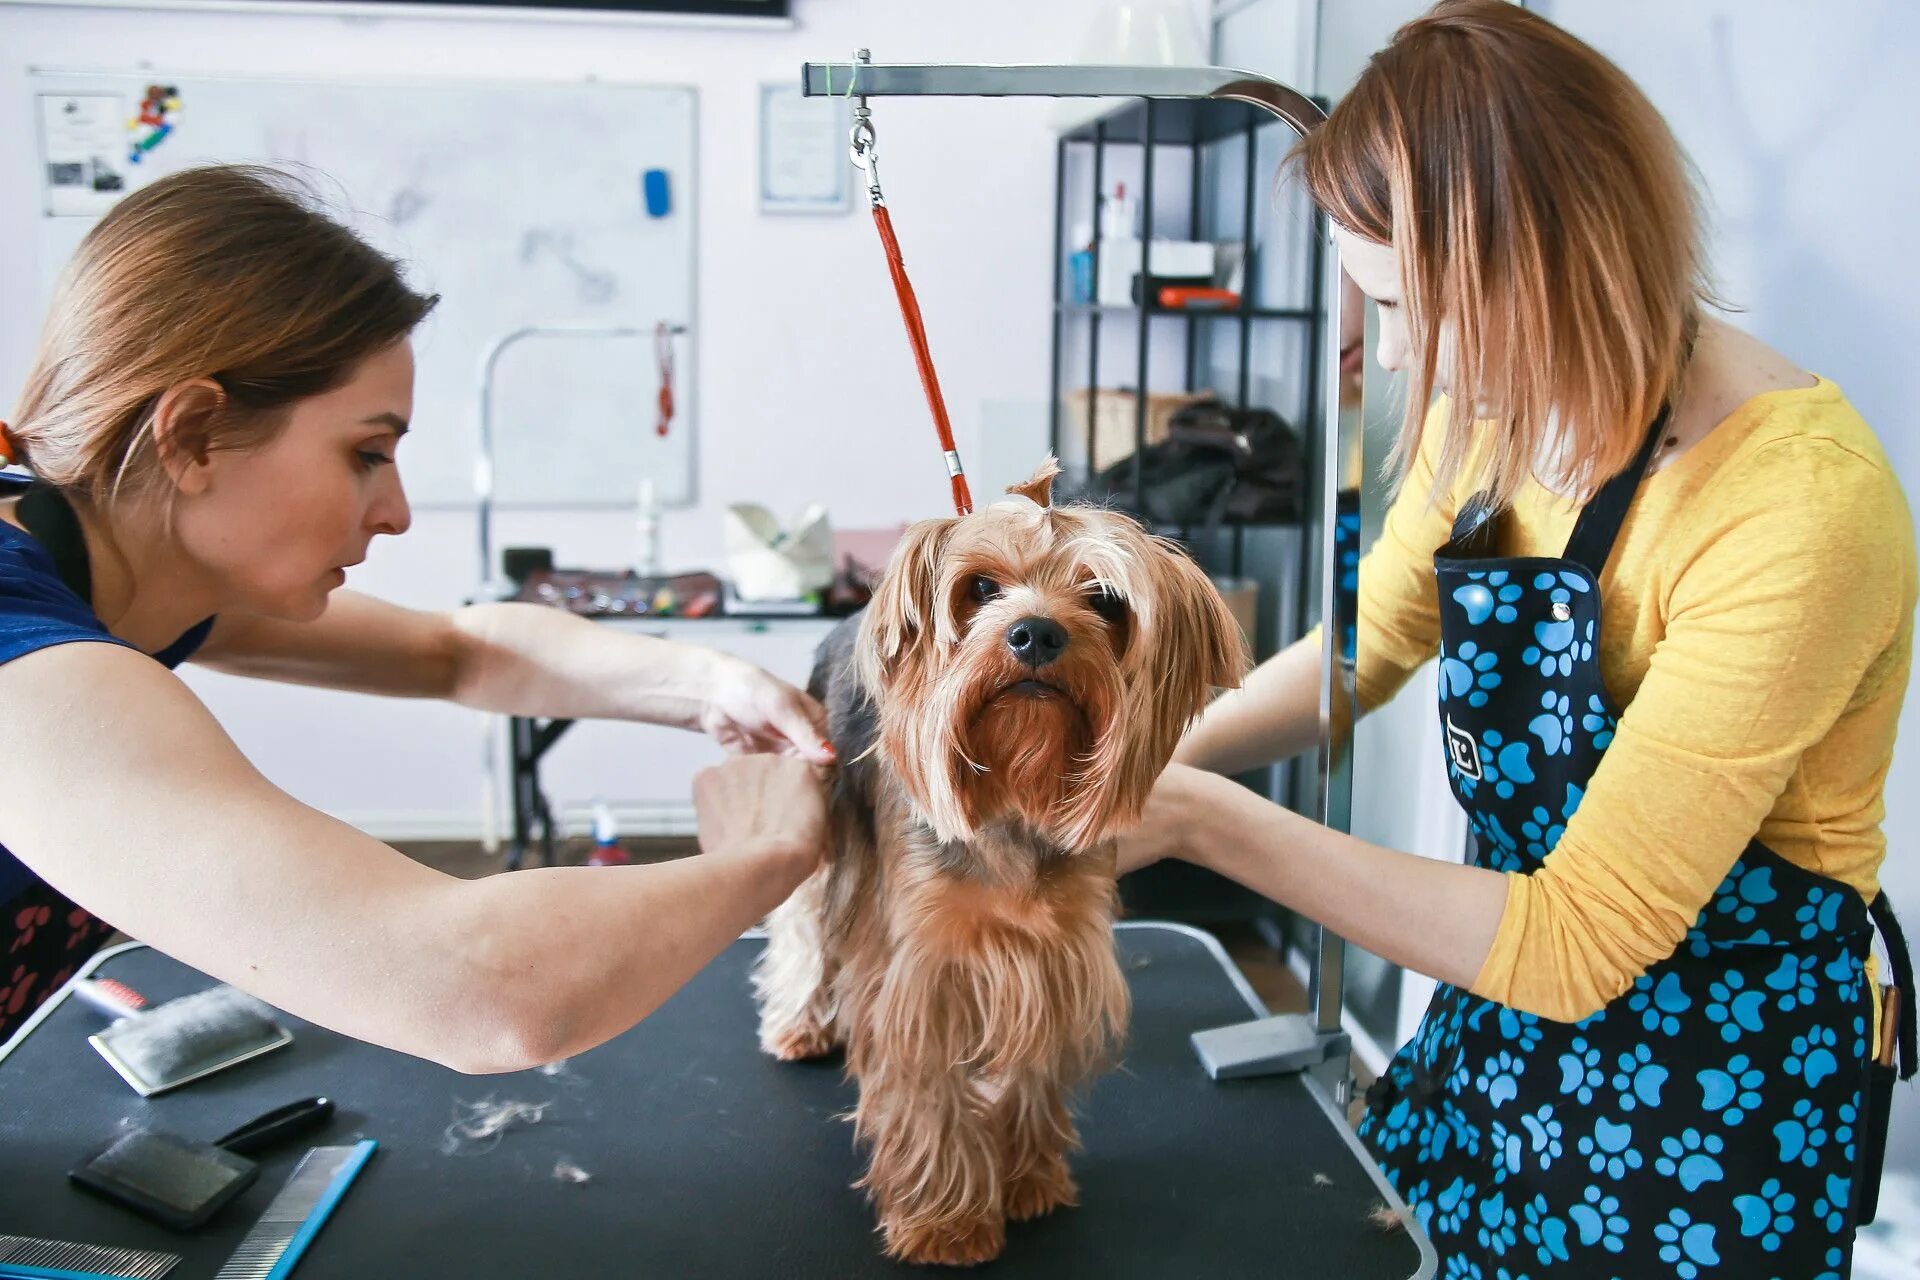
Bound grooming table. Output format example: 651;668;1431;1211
0;924;1433;1278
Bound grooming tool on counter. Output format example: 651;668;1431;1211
76;980;293;1097
65;1098;335;1232
0;1233;182;1280
69;1130;260;1231
216;1097;336;1159
213;1142;376;1280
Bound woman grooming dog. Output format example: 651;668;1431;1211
1120;4;1914;1275
0;165;832;1069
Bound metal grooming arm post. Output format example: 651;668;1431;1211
802;61;1362;1103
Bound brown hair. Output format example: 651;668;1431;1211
1294;0;1709;506
6;164;438;501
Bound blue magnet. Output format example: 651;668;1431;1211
643;169;672;218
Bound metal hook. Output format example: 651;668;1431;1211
848;48;881;201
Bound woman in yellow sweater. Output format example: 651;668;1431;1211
1118;4;1914;1276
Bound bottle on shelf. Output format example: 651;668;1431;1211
584;797;633;867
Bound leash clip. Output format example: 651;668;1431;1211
847;49;884;208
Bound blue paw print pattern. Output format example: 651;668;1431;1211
1775;1099;1831;1169
1558;1038;1605;1105
1478;1050;1527;1110
1698;1054;1766;1126
1454;576;1524;627
1568;1184;1628;1254
1580;693;1615;749
1472;811;1524;873
1814;1245;1849;1280
1441;639;1504;708
1835;1094;1860;1163
1732;1177;1796;1251
1578;1116;1643;1180
1610;1043;1668;1112
1786;1025;1840;1088
1715;864;1779;927
1528;690;1576;757
1812;1172;1852;1234
1521;1193;1572;1267
1520;1103;1563;1170
1435;1176;1478;1237
1706;972;1768;1043
1472;728;1536;801
1796;887;1845;942
1654;1128;1725;1192
1628;971;1691;1037
1764;953;1822;1015
1654;1206;1720;1279
1443;1256;1483;1280
1476;1189;1519;1257
1498;1007;1543;1055
1515;572;1594;677
1489;1120;1524;1185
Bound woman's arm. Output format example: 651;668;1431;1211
196;591;832;760
1124;764;1510;989
0;642;827;1073
1175;634;1322;774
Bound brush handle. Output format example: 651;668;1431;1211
217;1098;335;1158
71;978;148;1021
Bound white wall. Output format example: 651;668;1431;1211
0;0;1199;836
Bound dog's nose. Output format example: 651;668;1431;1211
1005;616;1068;668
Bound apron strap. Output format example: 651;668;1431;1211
1559;406;1670;576
16;481;93;603
1871;892;1917;1081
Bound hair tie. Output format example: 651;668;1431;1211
0;421;16;468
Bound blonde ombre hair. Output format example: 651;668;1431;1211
1296;0;1709;507
7;165;437;502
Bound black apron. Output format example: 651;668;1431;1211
1357;416;1913;1277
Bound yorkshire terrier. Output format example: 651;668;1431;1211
752;459;1247;1266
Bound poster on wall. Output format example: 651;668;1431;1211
35;93;130;217
759;83;851;215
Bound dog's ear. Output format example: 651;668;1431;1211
1147;544;1251;704
1005;455;1063;508
857;516;958;690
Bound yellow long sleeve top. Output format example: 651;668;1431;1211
1358;377;1915;1022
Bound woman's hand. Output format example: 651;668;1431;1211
1115;763;1213;875
692;754;832;885
697;656;836;765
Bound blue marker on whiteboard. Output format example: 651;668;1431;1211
643;169;671;218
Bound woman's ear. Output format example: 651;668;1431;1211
149;379;226;493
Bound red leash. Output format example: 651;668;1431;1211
849;61;974;517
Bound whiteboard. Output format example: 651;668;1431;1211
26;70;698;509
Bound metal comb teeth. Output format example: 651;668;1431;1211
0;1233;182;1279
213;1143;370;1280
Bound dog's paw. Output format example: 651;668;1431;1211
883;1214;1006;1267
1005;1158;1078;1222
760;1022;837;1061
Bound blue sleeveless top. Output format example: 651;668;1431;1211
0;473;212;1037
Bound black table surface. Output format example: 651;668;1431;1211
0;924;1433;1279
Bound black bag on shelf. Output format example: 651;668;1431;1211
1092;398;1306;528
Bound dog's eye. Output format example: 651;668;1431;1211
968;575;1002;604
1088;587;1129;623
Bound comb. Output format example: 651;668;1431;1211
212;1141;376;1280
0;1234;181;1279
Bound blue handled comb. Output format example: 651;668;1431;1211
212;1141;376;1280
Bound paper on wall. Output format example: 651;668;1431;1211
37;94;130;217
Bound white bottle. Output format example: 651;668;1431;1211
633;476;663;579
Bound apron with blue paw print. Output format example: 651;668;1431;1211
1358;415;1885;1279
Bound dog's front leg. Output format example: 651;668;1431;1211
855;1060;1004;1266
995;1069;1080;1222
